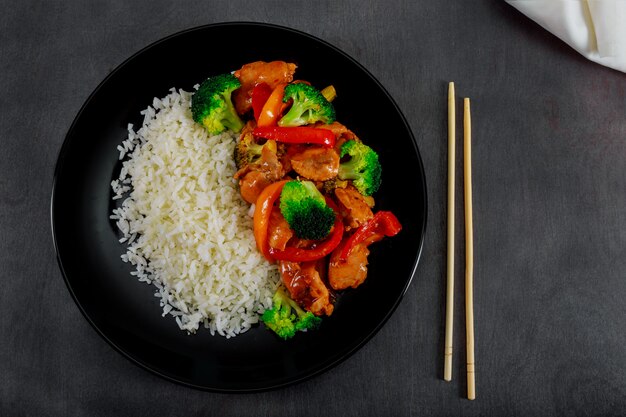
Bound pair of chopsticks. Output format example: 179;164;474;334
443;82;475;400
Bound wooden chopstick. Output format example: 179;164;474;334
464;98;476;400
443;86;477;400
444;82;456;382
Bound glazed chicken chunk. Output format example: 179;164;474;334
334;185;374;230
290;147;340;182
233;61;297;115
280;260;334;316
328;242;370;290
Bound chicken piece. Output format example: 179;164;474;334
238;170;272;204
279;143;306;174
236;140;285;204
279;260;334;316
290;147;340;181
267;210;294;251
334;185;374;230
315;256;328;285
233;61;297;115
305;264;335;316
328;242;370;290
256;144;284;181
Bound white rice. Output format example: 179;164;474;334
110;88;280;337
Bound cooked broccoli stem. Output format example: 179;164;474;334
261;286;321;339
279;180;335;240
338;140;382;196
191;73;244;135
278;83;336;127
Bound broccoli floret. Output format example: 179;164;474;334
279;180;335;240
320;177;348;195
338;140;382;196
234;134;263;170
191;73;244;135
234;134;278;171
261;286;321;339
278;83;336;127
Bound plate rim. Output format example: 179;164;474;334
50;21;428;392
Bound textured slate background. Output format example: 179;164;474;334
1;0;625;415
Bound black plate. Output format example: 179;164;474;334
51;22;427;392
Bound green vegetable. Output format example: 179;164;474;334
191;73;244;135
261;286;321;339
278;83;336;127
320;177;348;195
234;134;278;171
234;135;262;170
279;180;335;240
337;140;382;196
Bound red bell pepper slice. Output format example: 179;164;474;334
253;126;336;148
251;83;273;121
339;211;402;262
269;197;344;262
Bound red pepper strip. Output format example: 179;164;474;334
251;83;273;121
257;83;286;127
339;211;402;262
269;197;344;262
253;180;288;262
253;126;336;148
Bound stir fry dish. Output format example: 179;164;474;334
191;60;402;339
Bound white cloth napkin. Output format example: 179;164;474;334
506;0;626;73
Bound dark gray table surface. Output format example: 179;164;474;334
2;0;625;415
